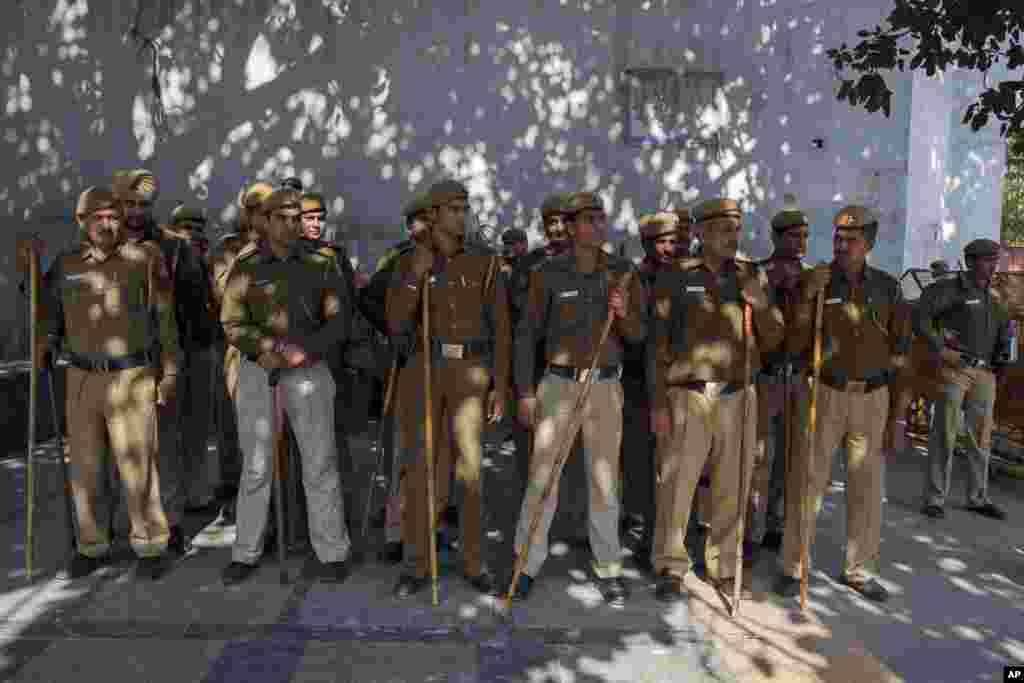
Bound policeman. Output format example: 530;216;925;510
500;228;530;273
164;205;221;513
674;207;695;259
35;187;179;579
219;188;355;585
209;181;275;506
506;193;580;506
620;211;682;569
111;169;191;555
510;191;647;604
386;179;511;598
773;205;911;602
648;198;784;602
747;208;812;556
915;239;1010;522
363;193;456;563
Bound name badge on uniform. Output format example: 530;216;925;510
559;290;579;299
686;286;705;293
64;273;86;282
441;343;464;359
966;299;980;305
825;297;843;305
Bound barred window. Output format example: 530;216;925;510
624;67;724;159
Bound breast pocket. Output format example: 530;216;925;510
554;289;585;332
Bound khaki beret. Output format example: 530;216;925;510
170;205;207;227
964;238;1001;259
771;209;809;232
427;179;469;207
300;193;326;215
112;169;159;202
75;186;121;224
693;198;742;223
833;205;879;242
674;207;693;226
540;193;571;218
403;193;433;219
260;189;302;216
501;227;528;245
638;212;680;240
564;191;605;216
238;181;275;210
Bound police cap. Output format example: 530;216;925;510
501;227;528;245
693;198;742;224
964;239;1001;260
638;212;679;240
833;205;878;244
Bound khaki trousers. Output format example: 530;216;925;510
514;373;624;579
653;384;756;580
925;367;996;508
65;366;169;558
397;353;489;578
781;383;888;582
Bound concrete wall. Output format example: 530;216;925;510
0;0;1007;360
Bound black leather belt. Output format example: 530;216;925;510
678;380;748;396
960;354;991;369
65;349;155;373
546;364;621;382
819;371;890;393
758;363;804;383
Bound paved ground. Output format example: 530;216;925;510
0;419;1022;682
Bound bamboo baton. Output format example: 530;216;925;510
422;277;440;607
505;270;634;610
361;358;399;539
732;302;754;617
801;287;826;611
25;242;40;582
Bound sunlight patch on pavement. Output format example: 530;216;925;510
937;557;967;572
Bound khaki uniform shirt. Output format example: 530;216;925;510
756;255;812;371
515;250;647;398
786;264;911;382
211;233;256;306
41;240;180;378
220;240;354;361
649;257;785;412
385;243;512;399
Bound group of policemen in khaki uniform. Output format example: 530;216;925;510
16;169;1012;606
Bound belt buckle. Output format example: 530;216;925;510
847;380;867;393
97;359;110;373
441;343;464;360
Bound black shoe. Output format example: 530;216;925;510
465;570;497;595
393;573;429;599
596;576;629;606
922;504;945;519
136;554;171;581
966;501;1006;520
379;542;403;564
168;526;191;556
761;529;783;551
840;575;889;602
64;553;105;579
222;561;259;586
511;574;534;602
654;572;686;603
773;574;801;598
315;560;351;584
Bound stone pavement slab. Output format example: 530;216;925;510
294;642;478;683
